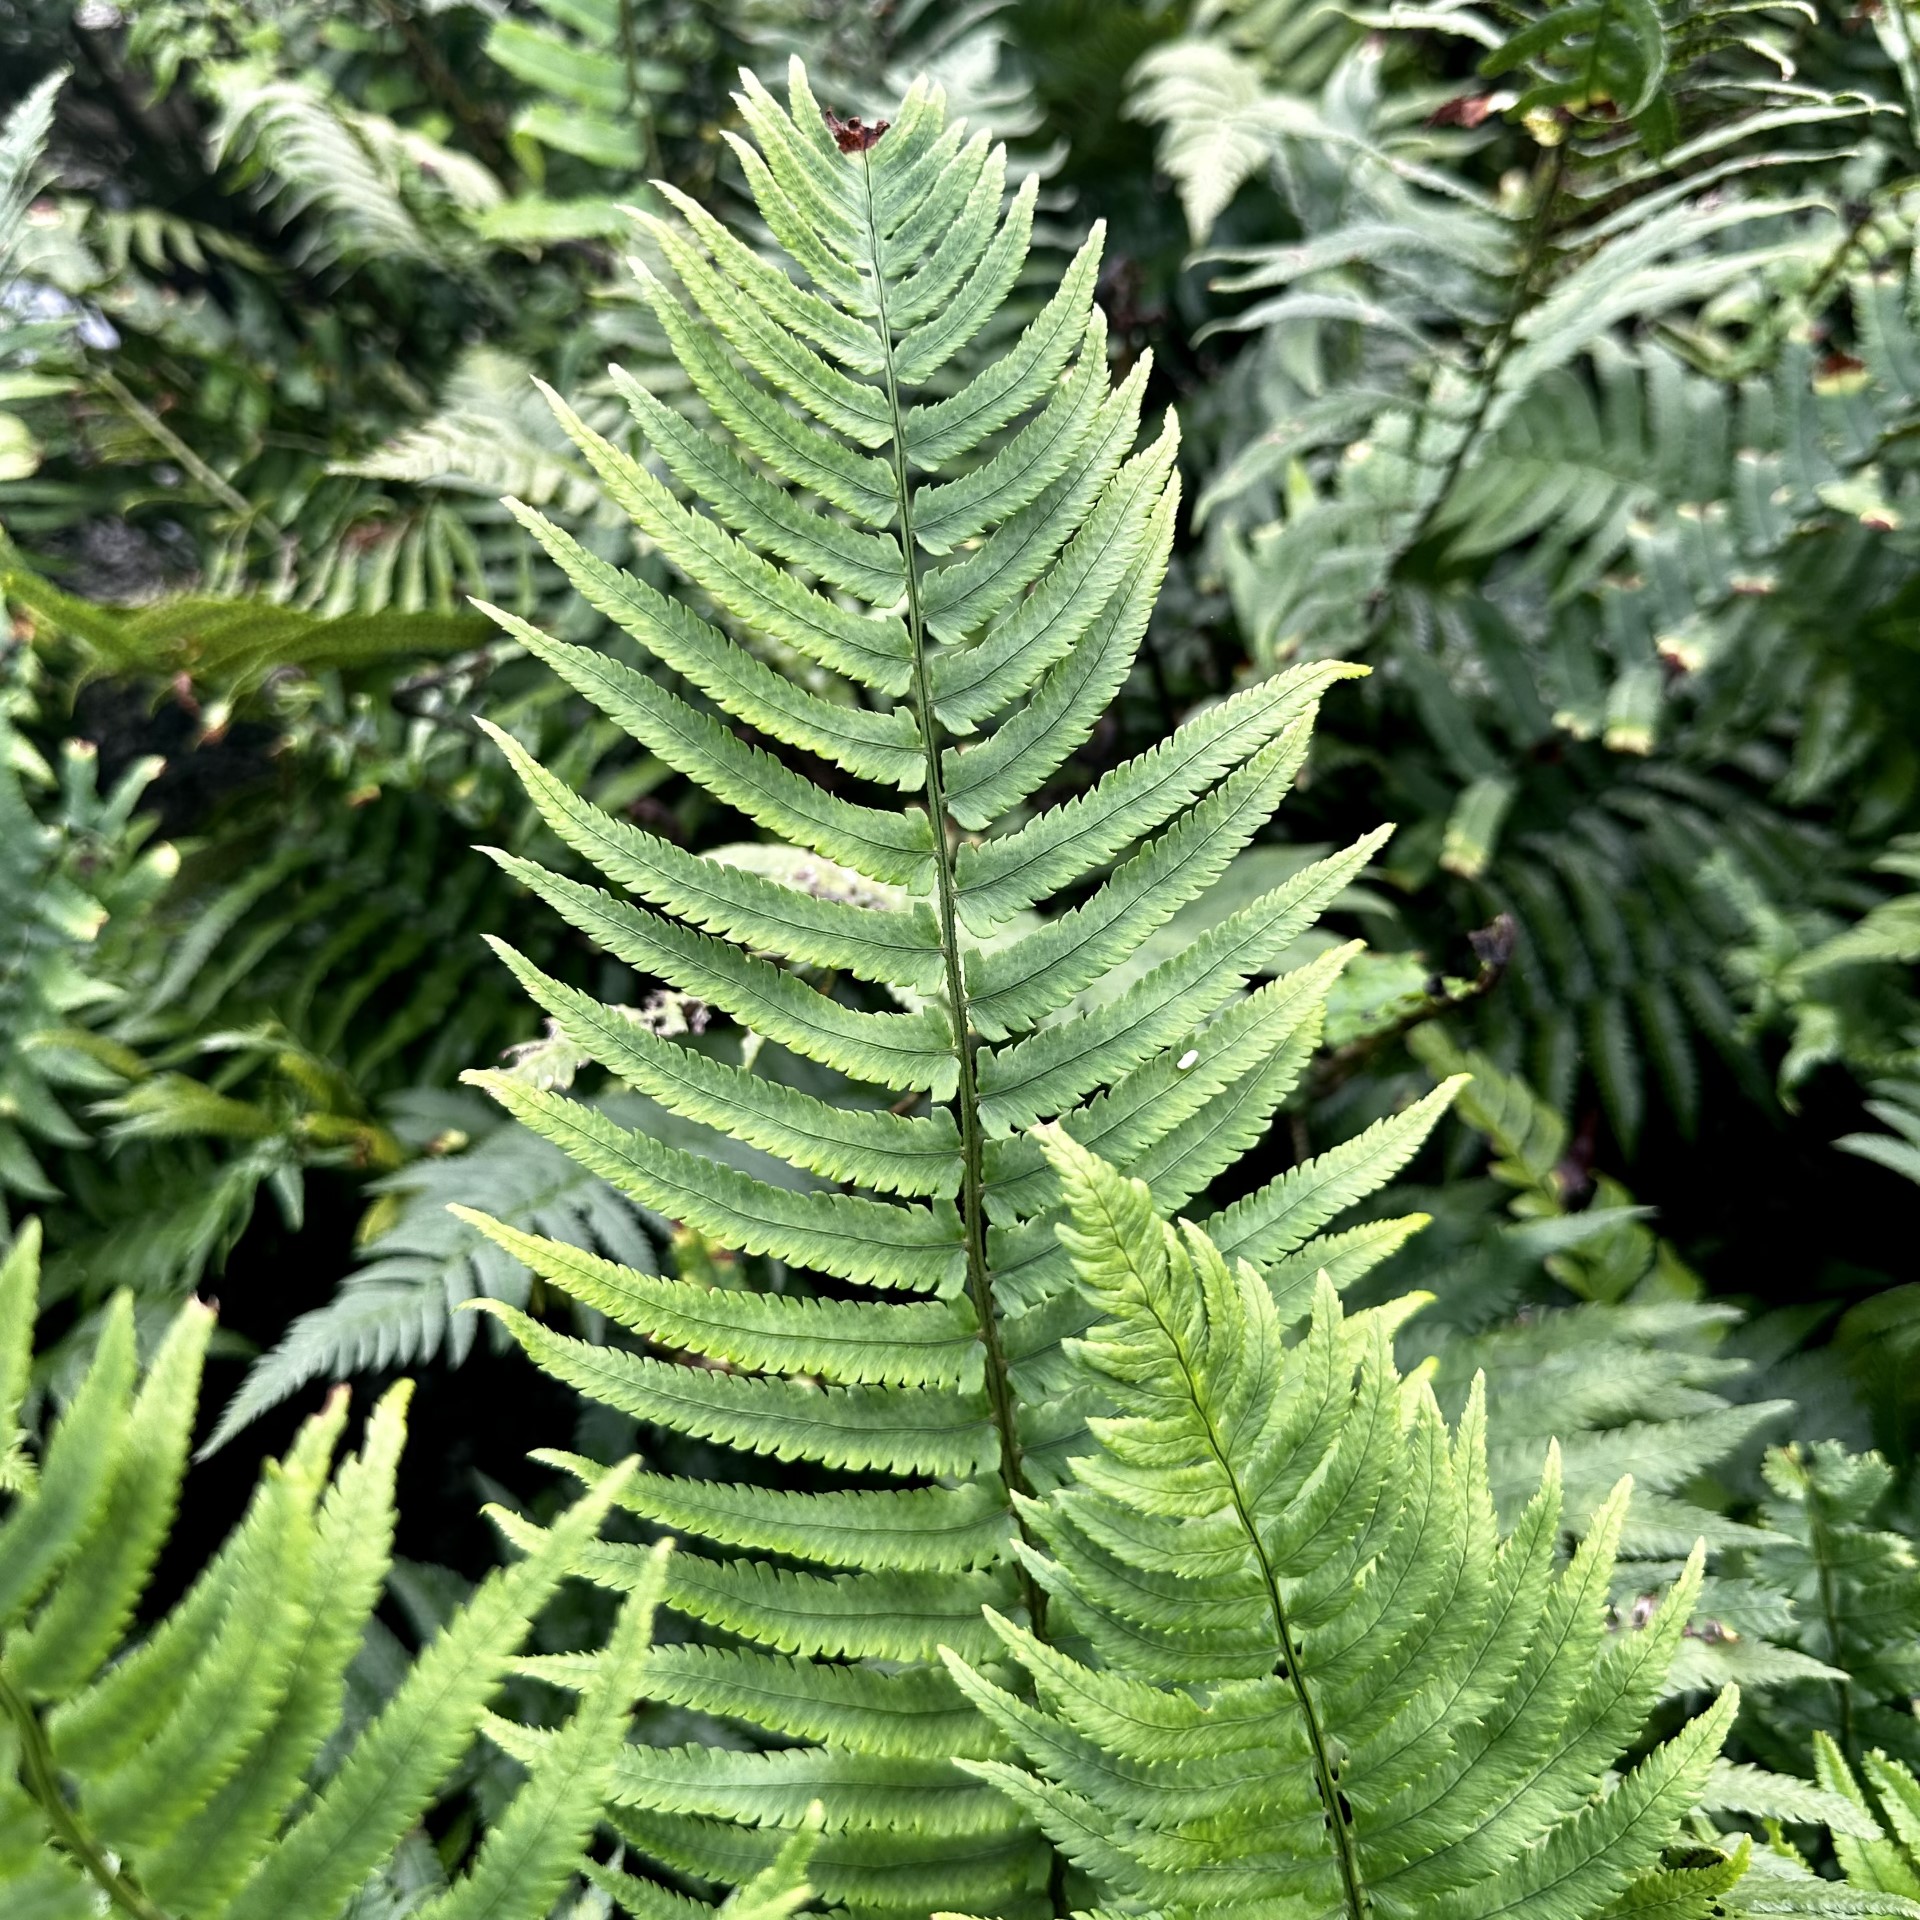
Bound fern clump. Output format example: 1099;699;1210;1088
467;57;1459;1917
0;1220;652;1920
950;1130;1743;1920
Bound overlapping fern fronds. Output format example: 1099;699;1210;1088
203;1090;655;1455
1126;0;1915;1140
466;59;1457;1916
945;1128;1744;1920
0;1219;652;1920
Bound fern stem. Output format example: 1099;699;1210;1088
1384;138;1567;600
1805;1474;1858;1762
94;366;255;522
854;152;1045;1636
1130;1283;1372;1920
0;1665;175;1920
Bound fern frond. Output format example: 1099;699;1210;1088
947;1131;1742;1920
0;1222;645;1919
1738;1442;1920;1772
207;69;497;270
466;58;1436;1915
205;1093;652;1454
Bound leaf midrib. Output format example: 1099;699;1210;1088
853;149;1044;1610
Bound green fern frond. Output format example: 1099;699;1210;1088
1737;1442;1920;1773
0;1216;651;1920
465;59;1445;1916
206;68;499;270
5;555;486;696
0;71;70;480
944;1127;1743;1920
484;0;679;177
1127;0;1898;1141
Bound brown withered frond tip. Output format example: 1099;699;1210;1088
824;110;889;153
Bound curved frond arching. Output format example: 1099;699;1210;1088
0;1219;649;1920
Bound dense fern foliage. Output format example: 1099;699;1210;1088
3;6;1920;1916
1131;0;1920;1167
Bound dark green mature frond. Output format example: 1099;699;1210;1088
1128;0;1902;1143
0;1217;652;1920
947;1129;1742;1920
3;555;487;698
467;57;1448;1917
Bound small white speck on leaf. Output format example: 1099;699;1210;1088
1176;1050;1200;1071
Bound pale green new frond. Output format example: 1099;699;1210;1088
943;1133;1744;1920
220;1457;636;1920
0;1222;34;1494
4;1299;211;1698
417;1545;672;1920
46;1399;343;1779
0;1291;135;1632
141;1385;413;1913
78;1463;315;1858
0;1231;644;1920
